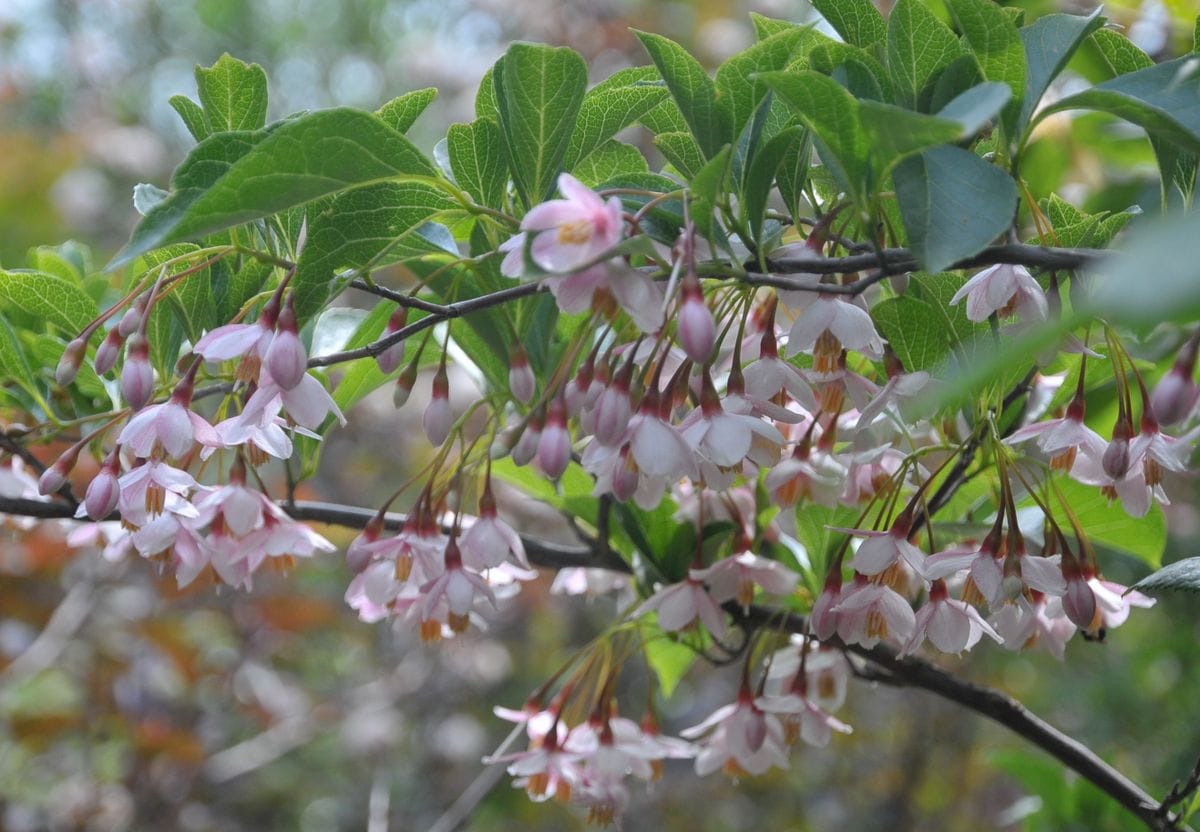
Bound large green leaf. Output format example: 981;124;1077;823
0;270;99;337
1084;28;1154;79
872;295;952;371
808;42;893;103
654;131;706;179
570;140;648;187
715;27;813;137
634;30;732;160
0;313;37;397
563;67;668;169
293;182;459;320
493;42;587;208
743;126;803;244
945;0;1026;135
893;146;1018;272
811;0;885;48
111;109;436;268
375;88;438;134
1016;9;1105;139
195;53;269;132
447;118;508;209
886;0;965;110
1040;57;1200;155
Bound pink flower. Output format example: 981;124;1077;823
424;364;452;446
786;295;883;373
676;277;714;363
633;576;728;640
264;294;308;389
842;516;925;577
118;398;221;460
120;333;155;410
194;298;277;363
508;346;535;404
241;375;345;433
460;488;529;571
419;536;495;635
902;581;1001;655
681;687;789;778
690;551;798;610
832;578;916;649
537;398;571;479
951;263;1047;322
544;263;664;333
77;451;121;521
989;594;1075;659
493;731;583;803
521;173;623;273
756;690;852;748
1006;408;1106;472
117;460;198;524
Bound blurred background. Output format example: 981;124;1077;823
1;0;1199;829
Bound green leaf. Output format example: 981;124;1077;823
935;81;1012;136
111;108;436;269
758;70;867;201
0;313;37;396
570;140;648;187
871;295;952;371
776;128;813;225
808;42;893;102
375;87;438;134
1042;478;1166;566
294;182;458;320
743;126;803;244
219;259;272;323
893;146;1018;272
927;54;985;113
715;27;813;137
1016;9;1105;139
169;95;210;142
634;30;732;160
1087;210;1200;326
475;65;498;121
688;146;731;242
1130;557;1200;594
564;67;668;169
811;0;885;48
1040;57;1200;155
642;630;696;698
447;118;508;209
0;270;100;337
945;0;1026;135
654;131;706;179
194;53;269;132
858;102;964;173
494;42;588;208
1085;28;1154;79
887;0;965;110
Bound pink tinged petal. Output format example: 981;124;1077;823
155;403;196;459
194;324;263;362
703;415;753;467
785;300;838;355
284;375;346;430
878;589;917;643
265;330;308;390
499;233;527;278
224;489;265;537
926;602;972;653
950;266;992;307
609;270;666;334
923;549;981;581
530;228;594;273
521;199;582;231
557;173;604;211
545;270;604;313
970;556;1004;605
652;584;697;632
850;535;900;576
187;411;223;449
1020;555;1066;596
118;406;164;457
693;585;730;639
827;301;883;358
256;422;294;459
680;702;740;738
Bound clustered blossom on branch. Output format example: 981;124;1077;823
7;91;1194;830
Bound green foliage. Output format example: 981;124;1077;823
0;270;99;338
634;30;732;160
375;88;439;134
563;67;668;171
887;0;966;111
447;119;508;209
811;0;886;48
194;53;270;133
945;0;1026;135
1131;557;1200;594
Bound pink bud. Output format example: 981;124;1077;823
375;308;408;375
537;399;570;479
1062;574;1097;631
38;454;75;496
118;293;149;337
94;329;124;376
810;580;842;642
265;296;307;389
1101;434;1130;479
1151;365;1199;426
83;454;121;520
347;517;383;574
677;278;714;364
509;347;535;404
393;356;418;408
120;334;154;410
56;337;86;387
512;415;542;467
423;365;452;446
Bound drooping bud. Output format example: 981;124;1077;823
1150;335;1200;426
676;276;714;364
611;443;639;502
508;346;536;404
83;449;121;520
593;360;633;446
56;337;87;387
39;440;85;495
375;307;409;375
118;292;149;337
347;513;385;574
512;412;543;467
94;328;124;376
264;294;307;390
1062;573;1097;633
423;363;452;446
1101;420;1132;480
393;353;419;408
537;397;570;479
120;333;154;410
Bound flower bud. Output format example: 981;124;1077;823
265;294;307;389
611;444;639;502
375;307;408;375
120;333;154;410
38;451;77;496
1101;434;1130;480
676;278;715;364
83;453;121;520
118;293;149;337
393;355;419;408
56;337;86;387
347;516;383;574
537;398;570;479
1150;363;1199;426
1062;574;1097;632
423;364;452;446
508;346;535;404
94;328;124;376
512;414;542;467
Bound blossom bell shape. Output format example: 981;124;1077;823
521;173;623;273
264;294;307;390
676;277;715;364
902;580;1002;655
120;333;155;410
424;363;453;446
951;263;1048;322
